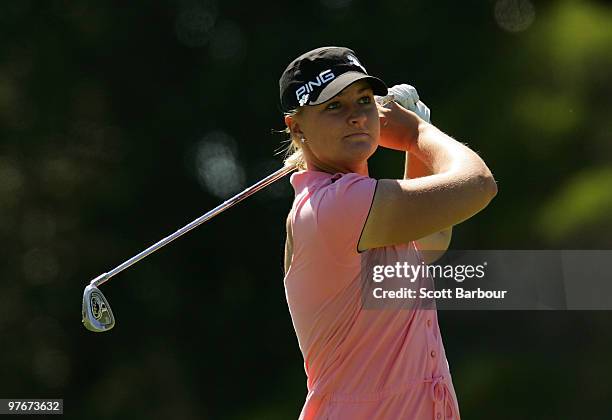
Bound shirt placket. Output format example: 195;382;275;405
424;314;455;419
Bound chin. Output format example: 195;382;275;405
345;137;377;152
341;142;378;165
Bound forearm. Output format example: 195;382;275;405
415;227;452;249
405;147;433;179
406;142;453;256
410;121;496;183
415;228;452;264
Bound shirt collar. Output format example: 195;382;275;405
290;170;343;194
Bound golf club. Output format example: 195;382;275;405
82;163;297;332
82;94;397;333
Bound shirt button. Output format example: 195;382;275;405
431;350;436;358
427;319;432;327
436;413;442;419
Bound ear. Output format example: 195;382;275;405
284;115;303;138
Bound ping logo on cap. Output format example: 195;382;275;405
295;69;336;106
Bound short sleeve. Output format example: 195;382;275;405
314;173;377;258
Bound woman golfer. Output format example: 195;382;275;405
280;47;497;419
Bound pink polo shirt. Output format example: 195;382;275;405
284;170;461;420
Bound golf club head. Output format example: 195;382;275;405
82;284;115;332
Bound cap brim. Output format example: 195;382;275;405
309;72;388;106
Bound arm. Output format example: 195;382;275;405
406;150;453;264
359;103;497;251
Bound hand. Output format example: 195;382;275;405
375;84;431;151
377;100;420;151
386;84;431;123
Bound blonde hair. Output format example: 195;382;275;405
278;108;307;170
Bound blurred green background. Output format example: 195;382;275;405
1;0;611;418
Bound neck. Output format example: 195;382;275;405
306;160;369;177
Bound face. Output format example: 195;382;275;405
286;80;380;174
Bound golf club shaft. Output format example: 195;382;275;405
92;164;296;287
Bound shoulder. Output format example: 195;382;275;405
316;172;377;203
291;172;376;218
316;173;377;216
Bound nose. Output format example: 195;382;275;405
348;107;368;127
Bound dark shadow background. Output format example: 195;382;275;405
1;0;611;418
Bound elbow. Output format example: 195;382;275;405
465;168;498;209
486;175;498;200
472;162;497;199
478;173;498;205
459;160;498;203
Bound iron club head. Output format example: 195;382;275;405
82;284;115;332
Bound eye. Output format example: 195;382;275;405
359;95;372;104
325;101;341;110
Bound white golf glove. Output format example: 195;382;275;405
376;84;431;123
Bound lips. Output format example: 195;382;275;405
343;132;370;139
